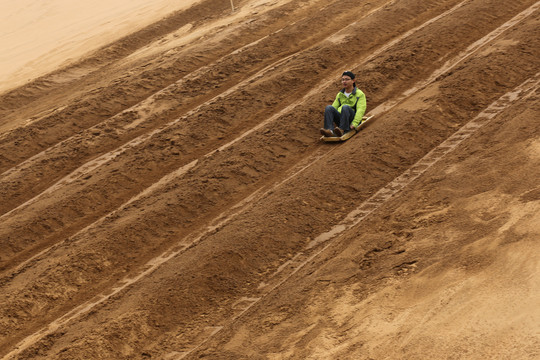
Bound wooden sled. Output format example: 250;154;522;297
321;115;374;142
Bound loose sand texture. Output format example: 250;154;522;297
0;0;538;359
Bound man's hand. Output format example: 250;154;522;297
350;124;356;130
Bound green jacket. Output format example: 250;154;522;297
331;87;367;127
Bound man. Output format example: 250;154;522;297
320;71;366;137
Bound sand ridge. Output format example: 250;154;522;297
0;0;538;358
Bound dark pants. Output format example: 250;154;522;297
324;105;355;132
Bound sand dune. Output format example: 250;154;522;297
0;0;538;358
0;0;201;93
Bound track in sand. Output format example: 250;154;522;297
1;0;539;359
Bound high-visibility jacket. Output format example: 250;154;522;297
331;87;367;127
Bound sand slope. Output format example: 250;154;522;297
0;0;538;358
0;0;202;93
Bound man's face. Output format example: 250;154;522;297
341;76;354;88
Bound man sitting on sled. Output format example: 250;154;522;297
320;71;367;138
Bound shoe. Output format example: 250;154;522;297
333;127;344;137
320;128;335;137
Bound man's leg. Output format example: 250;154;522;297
324;105;340;129
338;105;355;132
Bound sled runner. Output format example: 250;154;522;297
321;115;374;142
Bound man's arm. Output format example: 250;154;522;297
351;92;367;128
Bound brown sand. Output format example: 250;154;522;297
0;0;538;358
0;0;202;93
